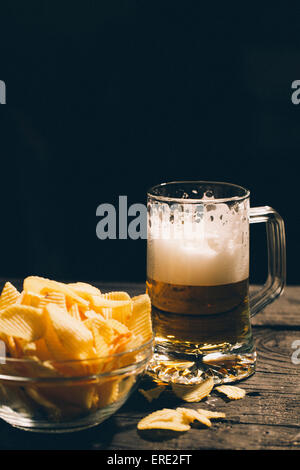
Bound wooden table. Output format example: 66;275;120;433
0;282;299;451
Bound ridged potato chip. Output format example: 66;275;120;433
39;292;67;311
126;294;152;343
139;420;190;431
97;379;120;407
21;291;43;308
85;315;115;345
68;282;102;301
24;276;88;307
0;305;46;341
22;338;51;361
215;385;246;400
106;318;130;336
0;282;20;311
90;323;110;357
37;382;98;412
0;333;19;358
103;291;131;301
137;409;190;431
171;377;214;402
21;357;59;378
44;314;75;361
68;302;81;321
176;407;212;427
91;297;132;324
26;386;62;420
44;304;94;359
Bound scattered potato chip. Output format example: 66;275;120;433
139;420;190;432
138;385;167;402
215;385;246;400
137;408;191;431
138;408;182;422
171;377;214;402
176;407;212;427
0;282;20;311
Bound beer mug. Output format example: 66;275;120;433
146;181;286;384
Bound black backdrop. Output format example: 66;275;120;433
0;2;298;284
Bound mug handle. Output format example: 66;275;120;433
249;206;286;317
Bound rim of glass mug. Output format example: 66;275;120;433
147;181;250;204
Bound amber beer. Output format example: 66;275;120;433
146;277;251;354
146;181;286;383
146;187;251;358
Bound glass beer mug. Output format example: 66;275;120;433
146;181;286;384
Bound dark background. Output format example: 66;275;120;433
0;2;298;284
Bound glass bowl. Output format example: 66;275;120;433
0;336;154;433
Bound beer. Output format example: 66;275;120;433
146;277;251;354
147;182;256;382
146;180;285;383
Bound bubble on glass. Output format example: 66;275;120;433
204;190;214;199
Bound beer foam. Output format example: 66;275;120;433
147;200;249;286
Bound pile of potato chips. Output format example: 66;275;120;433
0;276;153;423
137;378;246;432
